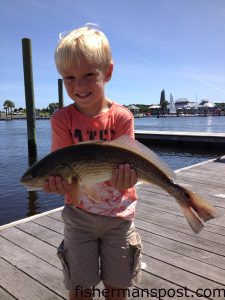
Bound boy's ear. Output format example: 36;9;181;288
104;63;113;82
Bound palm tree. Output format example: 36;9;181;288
3;100;15;119
3;100;11;118
9;101;15;119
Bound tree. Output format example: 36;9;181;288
48;102;59;115
3;100;15;118
215;103;225;109
160;90;168;113
9;101;15;119
132;104;150;114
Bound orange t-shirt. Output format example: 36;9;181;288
51;101;137;220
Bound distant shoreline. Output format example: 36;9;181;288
0;116;50;121
1;115;224;121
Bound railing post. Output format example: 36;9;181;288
58;79;64;108
22;38;37;164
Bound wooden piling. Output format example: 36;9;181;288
58;79;64;108
22;38;37;163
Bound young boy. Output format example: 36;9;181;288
44;26;142;300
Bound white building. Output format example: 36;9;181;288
198;99;215;114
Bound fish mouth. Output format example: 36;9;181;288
26;185;43;191
20;174;42;191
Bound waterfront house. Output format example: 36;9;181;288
198;99;215;115
127;104;140;117
175;98;198;115
148;105;161;115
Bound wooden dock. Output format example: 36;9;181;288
135;130;225;148
1;158;225;299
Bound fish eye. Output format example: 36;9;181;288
183;191;191;199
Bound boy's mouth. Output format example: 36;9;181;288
75;92;92;99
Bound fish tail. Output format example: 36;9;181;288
179;204;204;233
185;188;221;221
174;185;221;233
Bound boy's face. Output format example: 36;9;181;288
61;56;113;115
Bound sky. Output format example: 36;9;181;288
1;0;225;109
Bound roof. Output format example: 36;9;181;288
199;100;215;107
127;105;140;110
149;105;161;109
175;98;190;103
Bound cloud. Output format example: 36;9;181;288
184;72;225;95
129;51;153;65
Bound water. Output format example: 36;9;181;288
0;117;225;226
134;115;225;132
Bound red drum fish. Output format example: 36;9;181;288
20;135;220;233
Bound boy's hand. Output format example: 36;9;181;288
110;164;137;191
44;176;72;194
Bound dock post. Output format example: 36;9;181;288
58;79;64;108
22;38;37;164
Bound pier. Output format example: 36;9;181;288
0;158;225;299
135;130;225;148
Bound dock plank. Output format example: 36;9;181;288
140;255;223;300
0;258;65;300
136;207;225;244
16;220;63;245
136;190;225;227
142;241;225;285
135;218;225;256
137;182;225;207
17;221;63;248
137;203;225;235
0;226;61;269
138;228;225;269
0;237;67;299
0;287;15;300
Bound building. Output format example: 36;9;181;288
148;105;161;115
175;98;198;114
127;105;140;116
198;99;215;115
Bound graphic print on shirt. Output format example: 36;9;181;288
74;128;116;143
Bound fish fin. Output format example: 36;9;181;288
107;135;175;179
82;184;102;203
185;189;222;222
179;204;204;233
70;177;80;206
175;185;221;233
70;177;102;204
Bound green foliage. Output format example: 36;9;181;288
131;104;150;113
215;102;225;109
48;102;59;114
3;100;15;118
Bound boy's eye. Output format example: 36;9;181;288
64;76;75;80
85;73;95;78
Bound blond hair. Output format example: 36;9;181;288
55;26;112;74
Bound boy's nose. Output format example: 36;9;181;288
76;78;86;88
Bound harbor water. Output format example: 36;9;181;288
1;116;225;225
